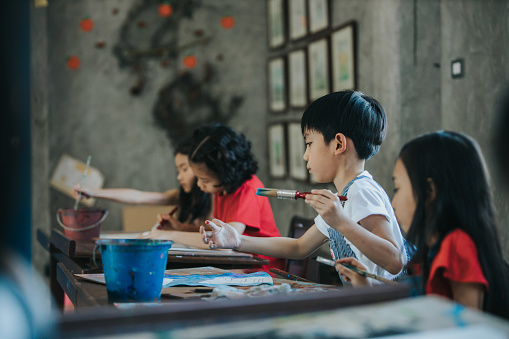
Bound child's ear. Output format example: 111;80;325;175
334;133;347;155
426;178;436;203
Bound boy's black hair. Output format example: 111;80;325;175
301;90;387;160
400;131;509;319
188;124;258;194
174;137;211;223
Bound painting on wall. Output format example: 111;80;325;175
308;38;330;101
268;123;287;178
308;0;329;34
289;0;307;41
268;57;287;112
331;21;357;91
288;49;308;108
287;122;308;181
268;0;285;48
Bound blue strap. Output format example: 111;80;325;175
328;175;369;285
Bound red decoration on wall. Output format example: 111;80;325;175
137;21;147;28
67;56;81;70
221;14;234;29
183;54;197;69
158;2;173;17
80;17;94;32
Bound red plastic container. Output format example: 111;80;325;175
57;208;108;242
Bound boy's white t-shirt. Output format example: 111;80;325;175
314;170;407;283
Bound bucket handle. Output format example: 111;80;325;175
92;244;102;269
56;209;109;232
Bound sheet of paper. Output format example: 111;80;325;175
75;270;273;288
50;154;104;206
163;272;273;287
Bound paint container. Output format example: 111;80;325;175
94;239;174;303
57;208;108;242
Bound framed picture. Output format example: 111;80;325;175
287;122;308;181
331;21;357;91
288;49;307;108
288;0;307;41
308;0;329;34
268;57;287;112
268;123;287;179
268;0;285;48
307;38;330;101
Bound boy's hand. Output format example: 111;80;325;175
305;189;348;227
335;257;371;286
73;184;93;199
200;219;242;250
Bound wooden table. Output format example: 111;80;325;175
57;263;339;310
37;228;268;310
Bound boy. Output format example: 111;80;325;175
201;91;408;283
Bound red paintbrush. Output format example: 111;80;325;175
256;188;347;201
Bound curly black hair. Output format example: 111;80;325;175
188;124;258;194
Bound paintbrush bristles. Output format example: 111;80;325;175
256;188;280;197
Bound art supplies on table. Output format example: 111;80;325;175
257;188;347;201
74;155;92;210
76;266;273;288
316;256;397;284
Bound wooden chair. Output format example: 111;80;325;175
286;215;320;282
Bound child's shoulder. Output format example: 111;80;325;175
349;172;386;197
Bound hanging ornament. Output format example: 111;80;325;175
137;21;147;29
67;56;81;70
183;53;197;69
158;1;173;17
80;16;94;32
221;13;234;29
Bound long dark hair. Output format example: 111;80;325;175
174;137;211;223
189;124;258;194
400;131;509;318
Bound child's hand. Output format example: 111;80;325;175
200;219;242;250
335;257;371;286
73;184;93;199
305;189;348;227
156;213;181;230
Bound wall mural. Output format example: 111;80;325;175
113;0;243;146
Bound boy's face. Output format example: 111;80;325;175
391;159;416;234
175;153;195;194
303;129;338;183
190;162;224;194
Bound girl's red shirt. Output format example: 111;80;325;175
427;229;488;298
213;175;285;270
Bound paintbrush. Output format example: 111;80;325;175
74;155;92;210
269;268;313;283
152;206;179;230
256;188;347;201
316;256;397;285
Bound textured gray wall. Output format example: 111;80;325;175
31;0;509;276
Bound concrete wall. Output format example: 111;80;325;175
31;0;509;275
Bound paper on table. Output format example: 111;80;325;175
75;271;273;287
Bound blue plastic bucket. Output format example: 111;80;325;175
94;239;173;302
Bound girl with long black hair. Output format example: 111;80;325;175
336;131;509;319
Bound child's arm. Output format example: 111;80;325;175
450;281;484;310
200;218;328;259
73;185;179;205
305;189;404;275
